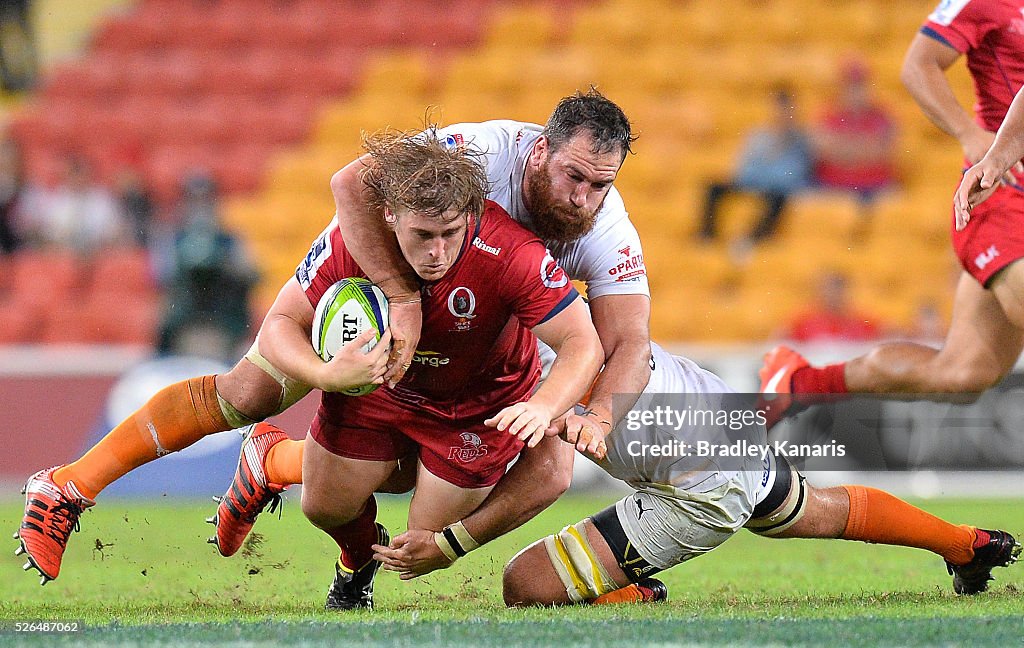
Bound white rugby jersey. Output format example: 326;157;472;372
540;341;768;497
435;120;650;300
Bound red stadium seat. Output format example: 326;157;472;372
88;248;156;298
0;300;40;344
7;251;85;312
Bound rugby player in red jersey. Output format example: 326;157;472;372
759;0;1024;426
240;131;602;609
15;91;635;586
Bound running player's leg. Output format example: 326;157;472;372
767;271;1023;413
845;270;1023;395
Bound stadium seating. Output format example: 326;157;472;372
2;0;968;346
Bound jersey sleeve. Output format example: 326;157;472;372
499;240;580;329
294;217;360;307
923;0;998;53
566;188;651;300
433;121;516;190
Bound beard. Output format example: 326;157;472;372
523;162;599;243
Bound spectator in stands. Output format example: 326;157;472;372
698;85;813;246
784;271;882;343
0;0;37;92
21;153;129;255
812;59;899;212
115;165;156;248
0;136;28;253
155;172;257;361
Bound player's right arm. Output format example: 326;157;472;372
259;278;390;393
331;159;421;387
901;32;993;163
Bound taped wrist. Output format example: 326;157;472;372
433;521;480;562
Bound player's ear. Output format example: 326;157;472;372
383;207;398;228
531;136;549;166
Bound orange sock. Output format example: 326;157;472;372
264;439;304;486
842;485;975;565
52;375;230;500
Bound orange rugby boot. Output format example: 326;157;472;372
592;578;668;605
15;466;94;584
207;423;288;557
756;345;810;430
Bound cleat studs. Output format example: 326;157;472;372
14;546;24;556
211;495;222;503
40;575;48;586
205;516;216;525
207;536;217;545
23;561;32;571
12;532;19;539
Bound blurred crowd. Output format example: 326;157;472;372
699;58;899;253
0;133;257;359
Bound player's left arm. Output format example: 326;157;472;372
373;433;575;579
955;86;1024;228
564;293;651;456
486;297;604;451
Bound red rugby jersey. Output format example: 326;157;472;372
923;0;1024;132
296;199;580;420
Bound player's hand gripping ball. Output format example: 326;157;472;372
311;277;390;396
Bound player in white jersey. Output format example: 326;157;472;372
333;89;650;452
374;341;1020;602
433;119;647;303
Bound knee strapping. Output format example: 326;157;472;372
218;337;313;428
542;521;619;603
747;472;809;537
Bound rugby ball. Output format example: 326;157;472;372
311;278;389;396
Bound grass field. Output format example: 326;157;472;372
0;493;1021;646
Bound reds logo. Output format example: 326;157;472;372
447;286;477;331
447;432;489;463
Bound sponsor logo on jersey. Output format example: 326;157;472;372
442;133;465;149
618;245;631;257
975;244;1000;270
608;252;646;282
540;251;569;289
448;286;477;331
928;0;970;26
448;431;489;463
296;229;333;289
413;350;450;367
472;237;502;256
